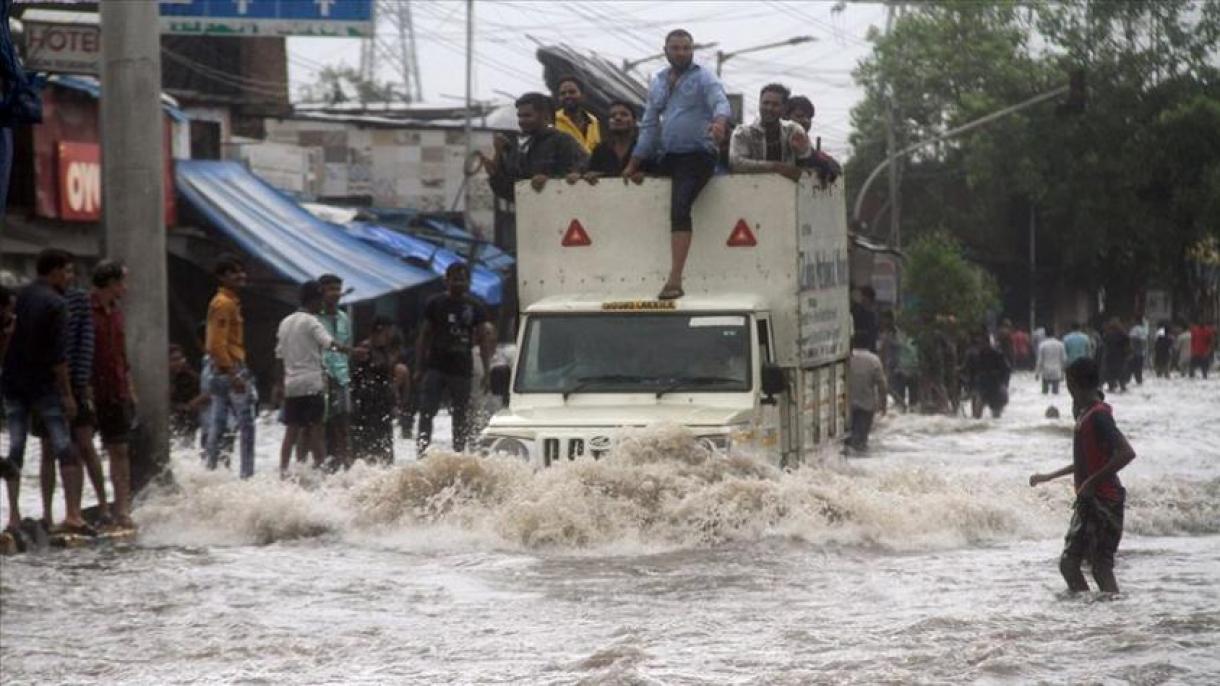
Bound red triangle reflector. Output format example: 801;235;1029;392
727;219;757;247
562;219;592;247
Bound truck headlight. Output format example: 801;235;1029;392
480;436;532;460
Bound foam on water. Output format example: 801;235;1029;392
130;421;1220;554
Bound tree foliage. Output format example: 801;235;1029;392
847;0;1220;319
297;65;399;104
900;232;998;341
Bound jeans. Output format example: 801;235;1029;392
657;151;717;232
205;365;258;478
1042;378;1060;394
417;370;472;454
5;391;75;471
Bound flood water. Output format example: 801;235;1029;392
2;373;1218;684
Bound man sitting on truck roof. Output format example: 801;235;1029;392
485;92;588;203
729;83;812;182
569;100;639;183
622;29;732;301
785;95;842;185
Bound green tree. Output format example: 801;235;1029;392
900;232;999;341
847;0;1220;319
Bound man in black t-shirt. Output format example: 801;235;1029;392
414;263;495;455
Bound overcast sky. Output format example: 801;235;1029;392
287;1;887;160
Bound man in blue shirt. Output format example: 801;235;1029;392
1063;322;1094;363
623;29;732;300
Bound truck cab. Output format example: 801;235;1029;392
479;174;851;468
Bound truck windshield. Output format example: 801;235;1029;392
515;313;752;394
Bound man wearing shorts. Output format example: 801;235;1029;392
0;250;82;532
1029;357;1136;593
276;281;347;475
90;260;137;528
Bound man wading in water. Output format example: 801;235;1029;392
1029;357;1136;593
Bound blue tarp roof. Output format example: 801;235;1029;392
358;207;516;273
48;74;189;122
346;221;504;306
175;160;439;304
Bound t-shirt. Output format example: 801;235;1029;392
1073;401;1124;502
1;281;67;399
423;293;488;377
1036;338;1066;380
318;309;351;387
1190;325;1215;358
276;311;335;397
1063;331;1092;362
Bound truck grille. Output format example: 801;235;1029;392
541;436;608;466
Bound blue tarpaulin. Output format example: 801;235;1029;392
175;160;439;304
346;221;504;306
358;207;516;274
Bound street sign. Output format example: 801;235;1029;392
159;0;374;38
24;20;101;75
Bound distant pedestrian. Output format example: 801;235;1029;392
1011;326;1032;370
1127;319;1148;385
847;332;887;452
317;273;353;469
962;329;1011;419
351;317;399;465
1188;318;1215;379
851;285;879;352
1152;322;1173;379
1036;325;1066;395
89;260;136;527
0;250;83;532
1101;318;1129;393
1172;322;1191;376
204;255;257;478
0;285;15;364
1062;323;1093;364
1029;357;1136;594
415;263;495;455
275;281;346;475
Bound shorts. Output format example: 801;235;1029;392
1062;491;1125;569
32;387;93;436
95;400;134;444
283;394;325;427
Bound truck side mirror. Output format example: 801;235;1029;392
489;364;512;402
761;364;787;400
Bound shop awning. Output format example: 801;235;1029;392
345;221;504;306
175;160;439;304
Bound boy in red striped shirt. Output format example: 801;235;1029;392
1029;357;1136;593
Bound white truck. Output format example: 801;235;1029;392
479;174;852;468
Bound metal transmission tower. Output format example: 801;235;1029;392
365;0;423;102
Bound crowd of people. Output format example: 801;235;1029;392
0;249;497;536
480;28;840;301
845;283;1218;452
0;251;135;534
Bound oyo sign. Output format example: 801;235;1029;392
57;142;102;221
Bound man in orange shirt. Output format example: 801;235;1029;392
204;255;258;478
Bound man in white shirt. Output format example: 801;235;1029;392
847;332;887;452
275;281;348;475
1036;325;1067;395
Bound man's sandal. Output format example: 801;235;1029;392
657;285;685;300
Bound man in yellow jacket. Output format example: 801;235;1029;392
553;75;601;154
204;255;257;478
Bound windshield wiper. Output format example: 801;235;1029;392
654;376;744;398
562;374;655;400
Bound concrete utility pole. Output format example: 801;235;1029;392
100;2;170;493
463;0;473;233
884;1;901;249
